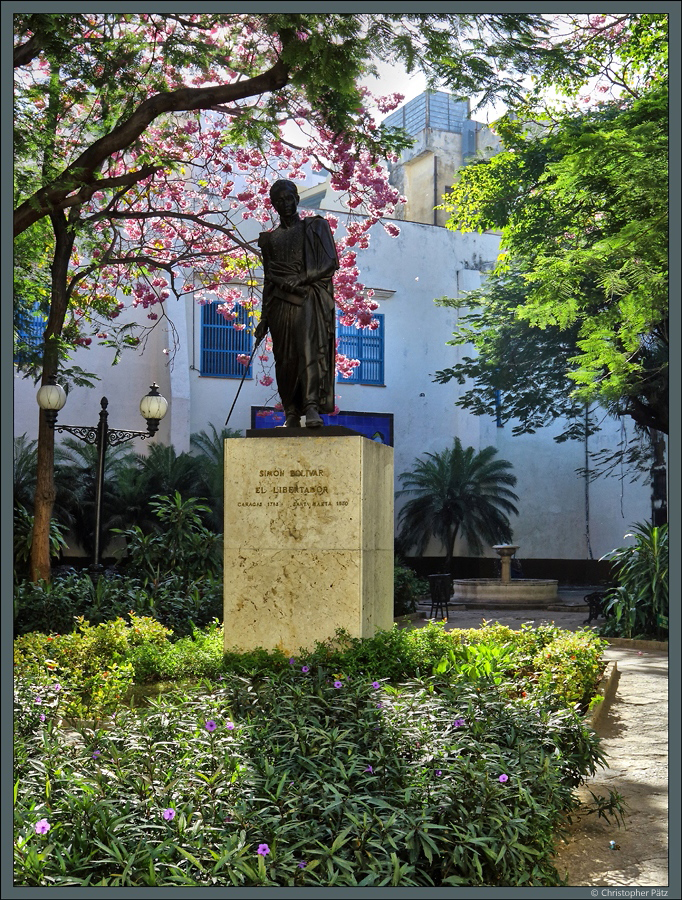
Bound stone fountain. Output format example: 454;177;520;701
451;544;558;608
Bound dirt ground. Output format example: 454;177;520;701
406;602;670;888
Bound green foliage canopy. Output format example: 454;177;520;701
437;81;668;438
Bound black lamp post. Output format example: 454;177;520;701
37;378;168;576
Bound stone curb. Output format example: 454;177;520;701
588;660;620;729
604;637;668;651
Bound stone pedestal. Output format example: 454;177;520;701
223;435;394;654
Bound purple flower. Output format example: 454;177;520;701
298;860;307;868
35;819;50;834
435;770;442;777
53;683;62;692
371;681;380;689
205;720;217;732
34;697;42;705
162;808;176;821
301;666;310;674
453;718;465;728
498;774;509;783
257;843;270;856
289;658;296;665
92;750;101;759
39;714;46;722
333;681;343;689
376;702;383;709
364;765;373;774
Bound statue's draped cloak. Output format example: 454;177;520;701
258;216;339;415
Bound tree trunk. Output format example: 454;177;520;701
445;525;459;576
31;409;57;582
30;211;75;582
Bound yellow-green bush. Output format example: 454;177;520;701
533;631;608;705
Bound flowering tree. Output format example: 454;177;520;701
13;12;585;581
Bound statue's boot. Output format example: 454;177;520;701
305;407;323;428
284;413;301;427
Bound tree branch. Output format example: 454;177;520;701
14;33;42;68
87;208;258;253
14;58;291;237
56;165;165;211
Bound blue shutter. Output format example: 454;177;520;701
337;314;384;385
200;303;253;378
14;305;47;366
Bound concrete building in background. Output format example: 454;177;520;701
14;92;649;574
382;91;502;227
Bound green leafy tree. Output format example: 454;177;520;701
396;439;519;573
436;18;668;524
438;82;668;437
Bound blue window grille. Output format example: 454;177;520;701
200;303;253;378
337;314;384;385
14;305;47;366
494;389;503;427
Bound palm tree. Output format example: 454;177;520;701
53;437;138;557
13;434;38;512
190;424;242;530
396;439;519;573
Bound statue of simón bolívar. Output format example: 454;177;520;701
254;179;339;428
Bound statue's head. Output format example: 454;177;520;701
270;179;299;205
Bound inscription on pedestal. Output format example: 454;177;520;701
223;436;393;654
234;467;350;510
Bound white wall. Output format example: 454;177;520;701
14;211;650;561
14;304;175;452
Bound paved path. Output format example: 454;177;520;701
554;646;669;888
404;602;670;888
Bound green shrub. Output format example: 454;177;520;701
13;575;82;637
13;673;616;887
532;631;608;707
14;616;172;718
599;522;668;639
13;568;223;640
14;620;607;720
393;562;428;616
115;492;222;588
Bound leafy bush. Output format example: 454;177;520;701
14;615;172;718
13;672;616;887
15;621;607;721
599;522;668;639
393;562;428;616
114;492;222;588
531;631;608;707
13;567;223;640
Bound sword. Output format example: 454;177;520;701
225;336;263;426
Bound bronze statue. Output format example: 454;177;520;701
254;180;339;428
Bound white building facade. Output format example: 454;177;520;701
14;93;650;575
